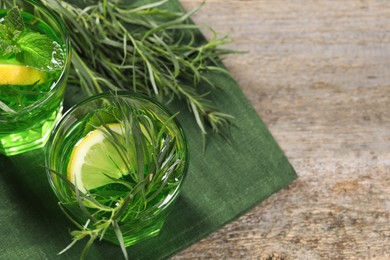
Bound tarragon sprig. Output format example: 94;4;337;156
41;0;236;139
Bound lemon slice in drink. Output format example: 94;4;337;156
0;64;46;85
67;123;130;193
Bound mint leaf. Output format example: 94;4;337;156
3;7;24;41
4;7;24;32
0;24;7;39
17;32;57;70
1;7;64;70
0;7;24;57
3;44;21;55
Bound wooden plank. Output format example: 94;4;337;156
175;0;390;259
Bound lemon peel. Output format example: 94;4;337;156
0;64;46;85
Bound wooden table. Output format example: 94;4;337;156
174;1;390;259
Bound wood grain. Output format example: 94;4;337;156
174;1;390;259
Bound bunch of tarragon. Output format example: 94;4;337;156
43;0;236;140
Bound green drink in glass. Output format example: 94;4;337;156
0;0;71;156
46;92;188;256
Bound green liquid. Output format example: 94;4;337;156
0;10;67;156
49;100;188;246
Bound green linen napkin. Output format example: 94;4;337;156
0;1;297;259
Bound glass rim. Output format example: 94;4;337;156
46;91;189;215
0;0;72;119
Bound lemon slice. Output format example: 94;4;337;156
0;64;46;85
67;123;131;193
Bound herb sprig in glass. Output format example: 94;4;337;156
47;94;188;260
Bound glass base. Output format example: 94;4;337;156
0;110;62;156
103;216;167;247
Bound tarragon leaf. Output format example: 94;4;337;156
0;100;16;114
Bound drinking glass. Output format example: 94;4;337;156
0;0;71;156
46;92;189;247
